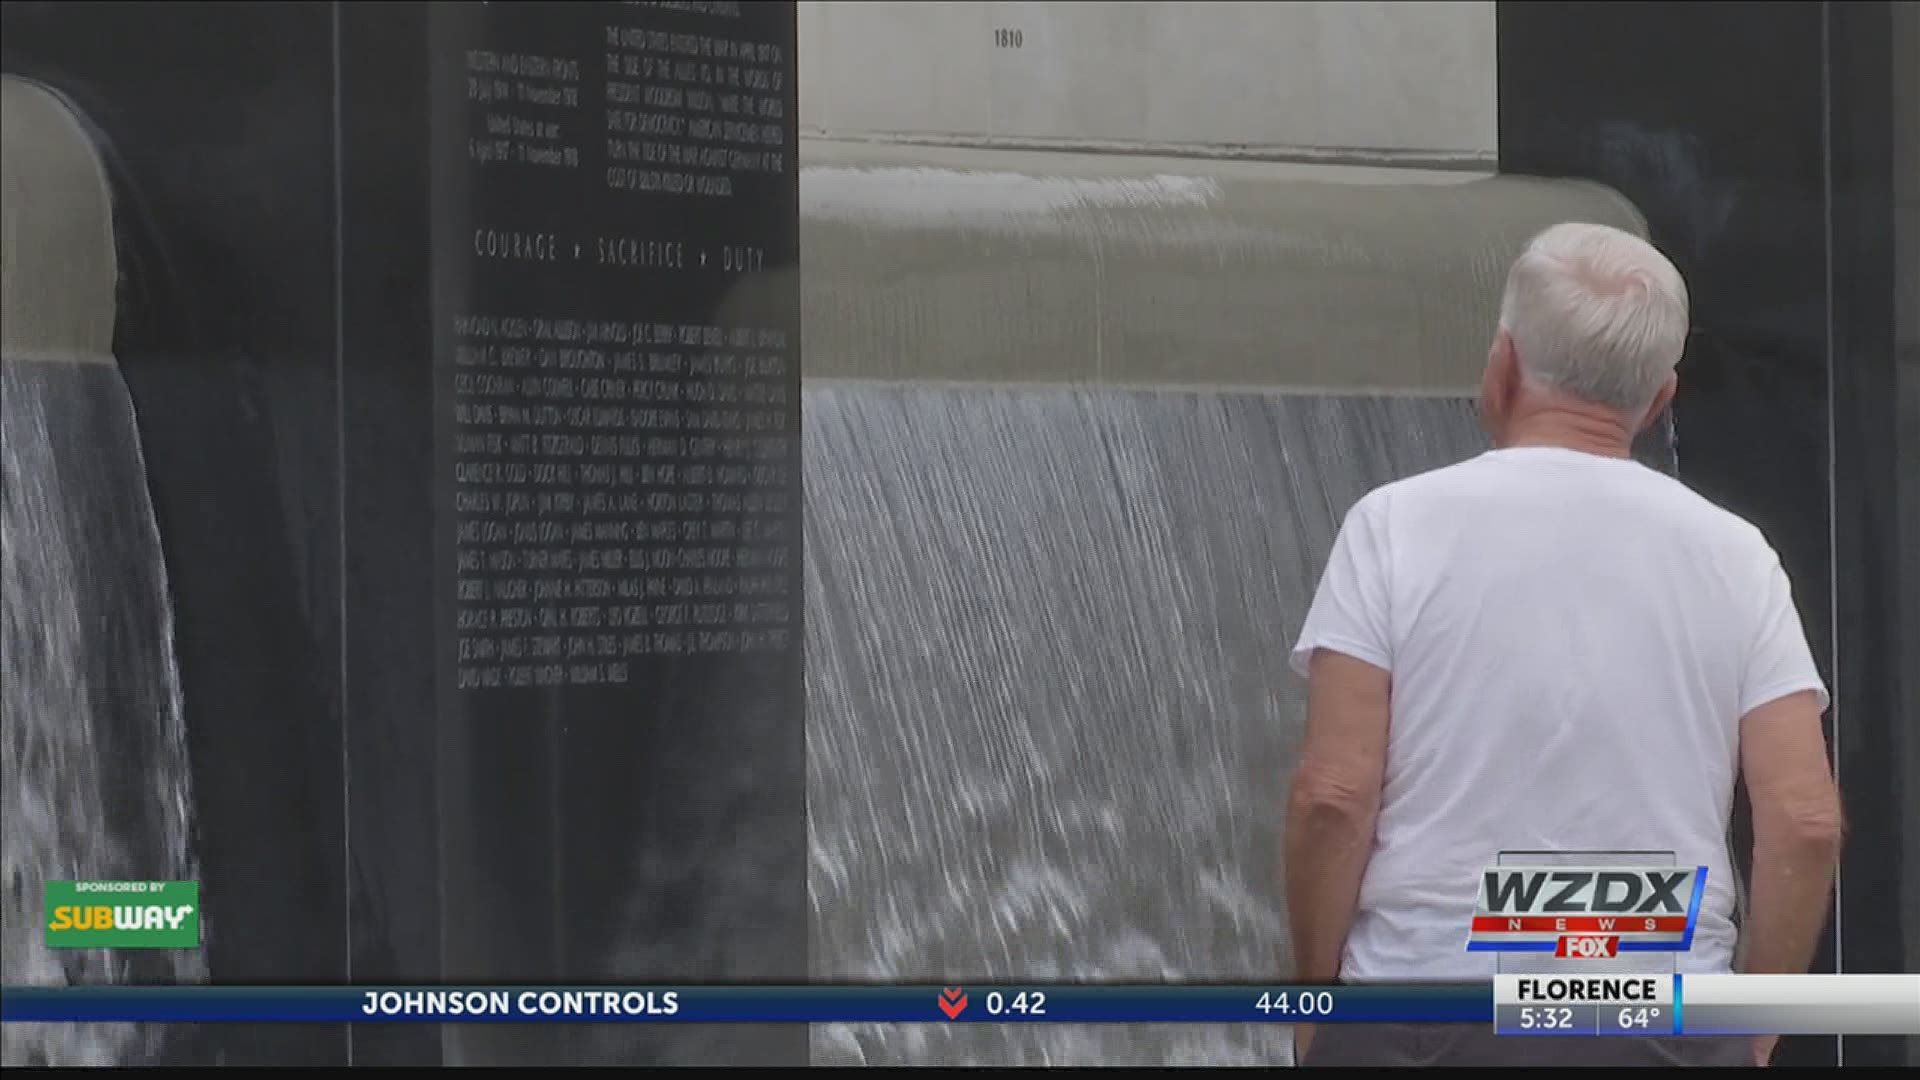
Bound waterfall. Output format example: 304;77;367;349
2;73;205;1067
0;357;206;1066
801;383;1493;1066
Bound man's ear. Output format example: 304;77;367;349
1637;372;1679;434
1480;330;1518;444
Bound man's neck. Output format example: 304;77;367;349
1499;404;1637;459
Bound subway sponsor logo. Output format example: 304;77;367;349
44;881;198;948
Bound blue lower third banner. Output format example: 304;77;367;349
0;985;1491;1024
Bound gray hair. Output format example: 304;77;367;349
1497;222;1691;412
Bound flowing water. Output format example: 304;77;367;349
0;357;205;1066
802;383;1499;1066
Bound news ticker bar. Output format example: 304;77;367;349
0;985;1464;1025
2;977;1915;1033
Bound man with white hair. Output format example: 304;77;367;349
1283;222;1844;1067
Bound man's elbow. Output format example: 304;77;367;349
1758;795;1846;861
1287;762;1379;825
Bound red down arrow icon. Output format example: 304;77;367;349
937;987;967;1020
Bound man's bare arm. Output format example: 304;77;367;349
1739;688;1844;976
1283;649;1390;983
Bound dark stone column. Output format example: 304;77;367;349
336;1;440;1067
418;2;805;1067
1893;10;1920;1063
1827;2;1919;1067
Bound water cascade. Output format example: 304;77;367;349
0;77;206;1068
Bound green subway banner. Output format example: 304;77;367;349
44;881;199;948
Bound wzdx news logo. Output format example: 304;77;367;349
1467;864;1706;959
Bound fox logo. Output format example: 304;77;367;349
1556;934;1618;958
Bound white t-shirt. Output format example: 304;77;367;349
1289;446;1829;982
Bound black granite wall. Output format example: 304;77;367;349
337;3;438;1067
2;1;804;1067
1895;17;1920;1062
1498;1;1914;1068
1825;6;1917;1068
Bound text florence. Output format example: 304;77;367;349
360;990;681;1017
